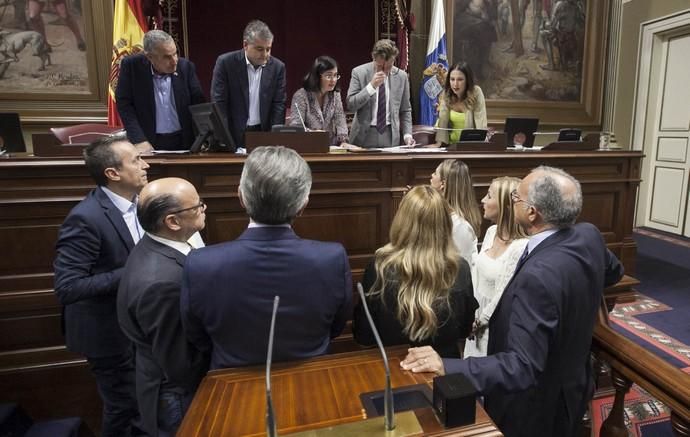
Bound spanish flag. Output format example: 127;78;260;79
107;0;148;127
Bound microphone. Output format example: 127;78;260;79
265;295;280;437
293;102;308;132
357;283;395;431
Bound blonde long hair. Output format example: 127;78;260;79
491;176;528;240
369;186;460;341
436;159;482;236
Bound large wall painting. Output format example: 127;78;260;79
0;0;88;93
448;0;609;128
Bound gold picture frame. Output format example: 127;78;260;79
446;0;609;130
0;1;112;125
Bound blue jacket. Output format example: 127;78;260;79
180;226;352;369
54;187;134;357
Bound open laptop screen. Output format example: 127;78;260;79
504;117;539;147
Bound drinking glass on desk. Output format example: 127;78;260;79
599;132;611;150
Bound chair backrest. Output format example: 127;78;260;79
412;125;436;146
50;124;124;145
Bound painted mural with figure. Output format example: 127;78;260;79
452;0;586;102
0;0;87;91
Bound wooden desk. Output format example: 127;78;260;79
178;346;502;436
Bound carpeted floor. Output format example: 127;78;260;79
591;230;690;437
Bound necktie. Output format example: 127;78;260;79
515;246;530;270
376;82;386;134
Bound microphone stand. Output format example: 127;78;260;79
266;295;280;437
357;283;395;431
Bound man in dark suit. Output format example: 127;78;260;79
54;134;150;437
181;146;352;369
117;177;208;436
401;166;624;437
116;30;205;152
211;20;286;149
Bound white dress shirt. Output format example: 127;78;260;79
245;54;264;126
101;187;144;244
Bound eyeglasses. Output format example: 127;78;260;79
322;73;341;81
510;190;531;206
169;200;206;215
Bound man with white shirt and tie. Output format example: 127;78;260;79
54;134;149;436
211;20;286;149
347;39;414;148
118;177;209;437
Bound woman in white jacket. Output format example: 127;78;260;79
430;159;482;270
463;176;528;358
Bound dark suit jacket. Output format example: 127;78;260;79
115;53;206;149
117;235;207;436
210;50;286;148
443;223;623;437
54;187;134;357
180;226;352;369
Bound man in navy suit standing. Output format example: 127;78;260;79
116;30;205;152
54;134;150;436
401;166;624;437
211;20;286;149
181;146;352;369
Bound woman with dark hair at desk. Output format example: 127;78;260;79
435;62;487;145
288;55;349;146
353;186;478;358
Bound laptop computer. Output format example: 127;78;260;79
504;117;539;147
0;113;27;153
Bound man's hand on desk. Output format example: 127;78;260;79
134;141;154;154
403;134;415;146
400;346;445;375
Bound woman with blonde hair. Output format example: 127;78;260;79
430;159;482;267
463;176;528;358
353;186;478;358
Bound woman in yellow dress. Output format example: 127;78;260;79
435;62;487;144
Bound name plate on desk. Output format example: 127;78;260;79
543;133;599;151
245;131;330;154
446;132;506;152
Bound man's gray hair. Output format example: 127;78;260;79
527;166;582;227
143;30;174;53
239;146;311;224
243;20;273;44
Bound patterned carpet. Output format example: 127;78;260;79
592;228;690;437
591;229;690;436
610;297;690;372
591;385;672;437
590;295;683;437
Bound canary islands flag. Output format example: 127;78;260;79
419;0;448;126
107;0;148;127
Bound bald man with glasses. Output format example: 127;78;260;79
117;178;208;436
